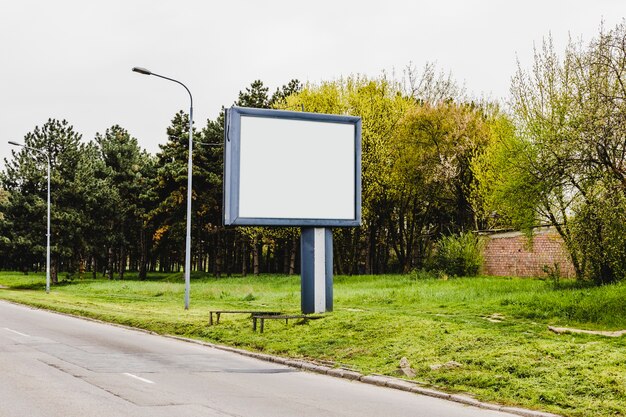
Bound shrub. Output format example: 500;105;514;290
408;268;438;280
432;232;484;277
570;185;626;285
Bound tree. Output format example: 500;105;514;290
234;79;303;276
0;71;507;278
269;79;303;108
95;125;153;279
401;61;465;104
149;111;198;273
0;119;104;282
0;188;9;269
283;76;413;273
476;22;626;284
146;79;305;277
280;71;488;274
392;101;494;271
237;80;270;108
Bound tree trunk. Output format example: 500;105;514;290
106;247;113;280
350;229;360;275
364;227;373;275
241;240;248;277
225;231;232;277
253;236;260;276
265;245;272;273
138;228;147;280
335;246;343;275
215;232;222;278
289;237;297;275
119;245;126;280
282;240;289;275
51;256;58;284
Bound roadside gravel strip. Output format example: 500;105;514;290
2;300;560;417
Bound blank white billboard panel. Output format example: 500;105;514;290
224;107;361;226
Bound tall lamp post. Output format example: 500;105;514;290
132;67;193;310
8;141;51;294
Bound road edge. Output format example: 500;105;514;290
0;299;560;417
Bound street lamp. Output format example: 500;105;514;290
132;66;194;310
8;141;51;294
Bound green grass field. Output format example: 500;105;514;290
1;271;625;417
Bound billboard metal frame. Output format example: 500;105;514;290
223;106;362;227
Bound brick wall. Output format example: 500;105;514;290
482;227;575;278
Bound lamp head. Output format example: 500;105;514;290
132;67;152;75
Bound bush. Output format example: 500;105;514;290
432;232;484;277
408;268;438;280
570;185;626;285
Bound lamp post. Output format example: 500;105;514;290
132;67;193;310
8;141;51;294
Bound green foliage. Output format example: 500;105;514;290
542;263;563;289
408;268;438;280
474;22;626;284
237;80;270;108
432;232;484;277
150;111;205;267
95;125;154;279
569;183;626;284
470;112;539;231
268;79;303;107
0;70;504;277
280;72;493;273
231;80;303;276
282;76;413;273
0;119;105;278
392;101;497;269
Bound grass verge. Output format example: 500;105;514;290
0;271;625;417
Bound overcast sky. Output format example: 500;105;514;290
0;0;623;170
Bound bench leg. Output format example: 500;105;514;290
260;318;264;333
253;317;257;331
209;313;213;325
216;313;221;324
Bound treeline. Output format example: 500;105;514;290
0;67;500;282
2;21;625;286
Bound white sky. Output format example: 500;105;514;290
0;0;623;170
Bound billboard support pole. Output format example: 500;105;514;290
301;227;333;314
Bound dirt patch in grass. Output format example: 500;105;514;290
548;325;626;337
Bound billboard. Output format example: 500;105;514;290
223;106;361;227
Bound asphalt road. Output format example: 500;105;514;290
0;301;518;417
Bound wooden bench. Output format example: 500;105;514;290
209;310;281;325
252;314;325;333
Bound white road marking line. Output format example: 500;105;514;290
123;372;155;384
3;328;31;337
